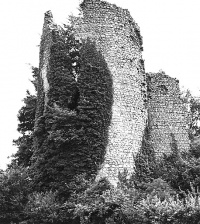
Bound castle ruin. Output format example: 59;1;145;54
34;0;190;186
71;0;147;185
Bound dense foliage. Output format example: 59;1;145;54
181;89;200;138
0;166;31;223
2;18;200;224
2;82;200;223
31;24;113;197
12;67;37;167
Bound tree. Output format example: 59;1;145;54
181;89;200;138
11;67;37;167
0;166;31;223
190;96;200;137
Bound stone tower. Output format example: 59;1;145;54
71;0;147;185
33;0;192;189
147;72;190;157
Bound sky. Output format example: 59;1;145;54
0;0;200;169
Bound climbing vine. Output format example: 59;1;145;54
32;24;113;198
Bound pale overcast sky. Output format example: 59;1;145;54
0;0;200;169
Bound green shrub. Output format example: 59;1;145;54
25;191;61;224
0;166;31;223
129;192;200;224
63;176;128;224
145;178;176;201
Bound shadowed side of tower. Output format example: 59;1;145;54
72;0;147;185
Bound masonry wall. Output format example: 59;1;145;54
147;72;190;157
33;9;114;190
33;1;191;189
72;0;147;185
33;11;53;151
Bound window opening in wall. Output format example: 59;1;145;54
158;84;168;95
68;86;80;113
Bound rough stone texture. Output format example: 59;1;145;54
33;7;114;187
147;72;190;157
38;11;54;106
33;11;54;140
34;0;191;187
71;0;147;185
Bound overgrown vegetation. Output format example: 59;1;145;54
31;22;113;198
2;14;200;224
2;78;200;223
11;67;37;168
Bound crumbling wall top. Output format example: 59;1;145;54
147;72;181;99
44;10;53;21
75;0;143;52
80;0;136;24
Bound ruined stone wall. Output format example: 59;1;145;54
33;11;54;149
147;72;190;156
72;0;147;185
39;11;64;105
33;0;191;188
33;8;114;188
